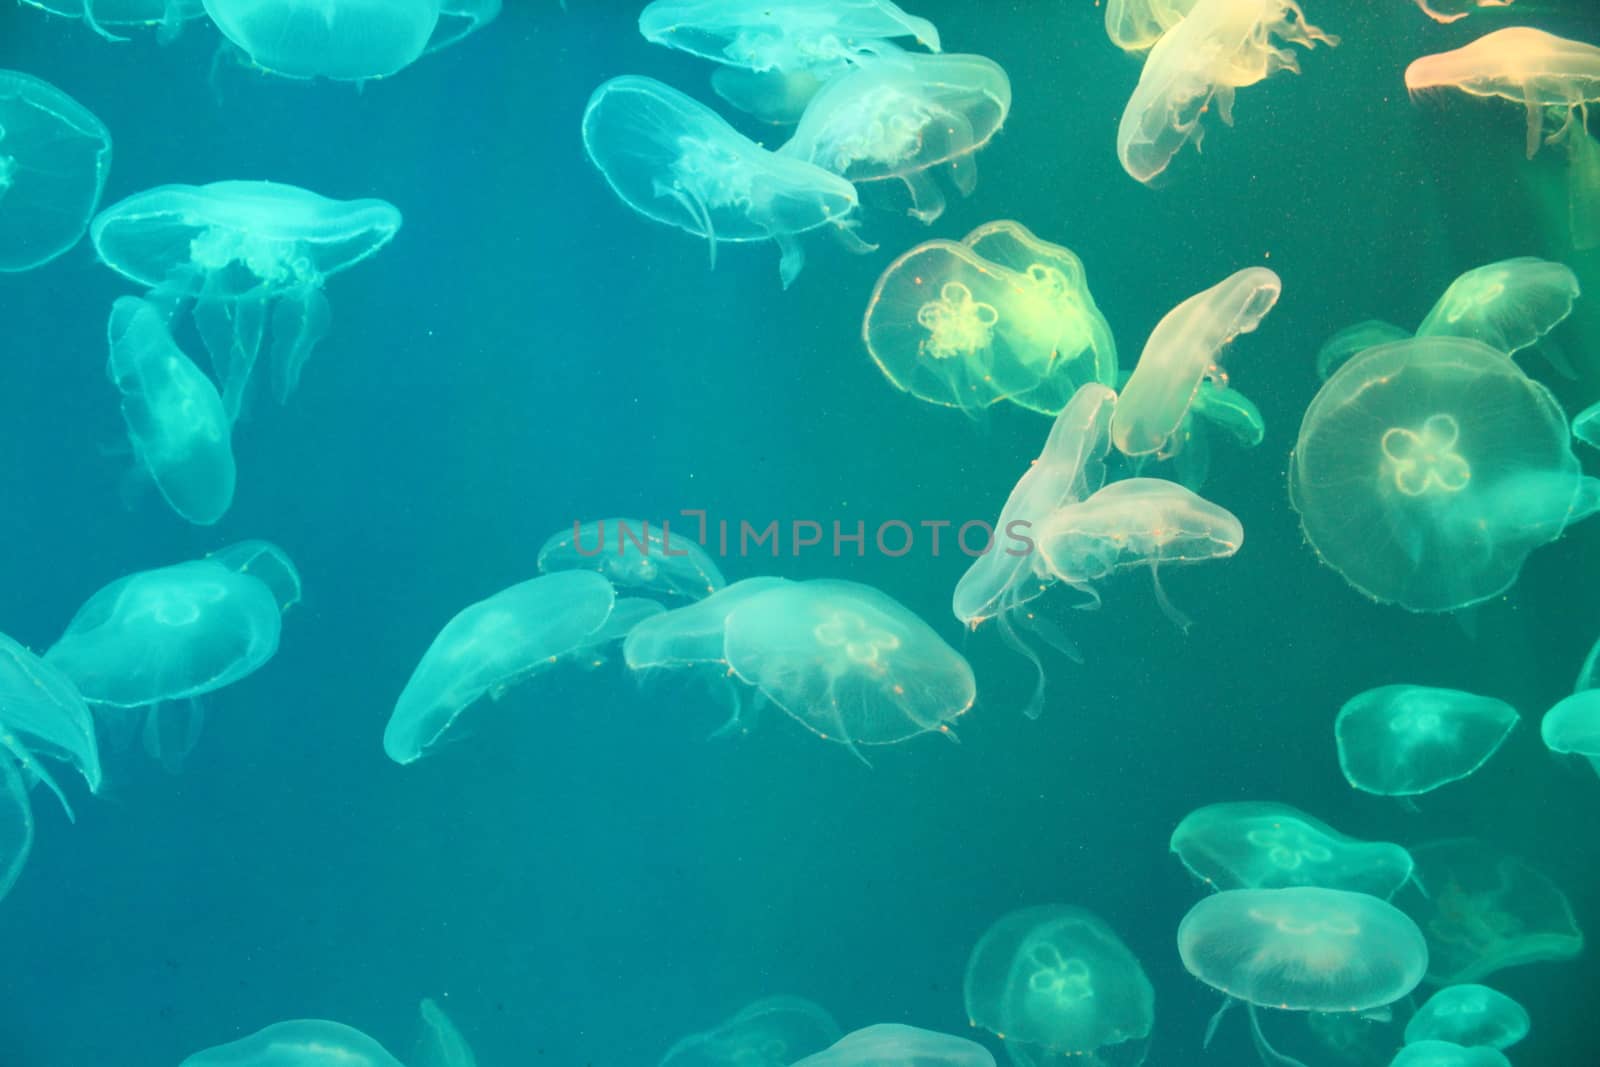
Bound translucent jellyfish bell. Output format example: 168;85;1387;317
203;0;442;81
0;71;112;272
538;519;725;600
1335;685;1519;797
179;1019;406;1067
1290;336;1599;612
582;76;860;289
791;1025;994;1067
1170;801;1414;897
1404;984;1530;1050
1390;1042;1511;1067
0;632;102;795
1416;258;1580;363
1104;0;1197;52
1541;690;1600;775
963;904;1155;1067
660;996;842;1067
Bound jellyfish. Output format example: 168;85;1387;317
0;71;111;273
952;383;1117;718
660;996;842;1067
1170;801;1415;898
539;519;725;600
582;76;862;289
384;571;624;764
1404;984;1530;1050
779;49;1010;223
792;1025;994;1067
638;0;942;123
1408;0;1514;26
1316;320;1410;380
721;578;974;756
1390;1042;1512;1067
1335;685;1518;798
413;999;478;1067
0;632;102;797
1178;887;1428;1067
1111;267;1280;458
179;1019;406;1067
208;540;302;613
91;181;400;417
1403;838;1584;984
964;904;1155;1067
0;752;32;907
19;0;206;42
863;222;1116;415
1117;0;1338;183
1574;400;1600;449
1104;0;1197;52
1290;337;1599;612
106;296;236;526
1415;258;1579;374
1540;690;1600;775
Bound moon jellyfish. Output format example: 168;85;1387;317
660;996;842;1067
0;754;31;906
1116;0;1338;183
0;71;111;273
1409;0;1514;26
1404;984;1529;1050
1111;267;1280;458
107;296;236;526
1391;1042;1511;1067
19;0;205;41
779;50;1010;223
1316;320;1409;380
864;222;1116;415
1404;838;1583;984
638;0;942;124
1335;685;1518;798
1105;0;1197;52
792;1024;994;1067
1170;801;1414;898
539;519;724;600
582;76;861;289
1415;258;1579;366
0;632;102;795
953;383;1117;718
180;1019;406;1067
1178;888;1427;1067
1290;337;1599;612
722;579;974;756
91;181;400;417
384;571;623;764
413;999;477;1067
964;904;1155;1067
1540;690;1600;775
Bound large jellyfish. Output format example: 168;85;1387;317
1415;257;1579;363
1104;0;1197;52
1116;0;1338;183
660;996;841;1067
91;181;400;417
637;0;942;124
1290;337;1599;612
0;632;102;796
964;904;1155;1067
864;222;1116;415
0;71;111;273
779;49;1010;223
582;76;861;289
1404;984;1530;1049
1403;838;1584;983
539;518;725;601
0;753;31;906
721;579;974;756
180;1019;406;1067
1541;690;1600;775
1390;1043;1511;1067
19;0;206;41
1178;888;1427;1067
792;1025;994;1067
1170;801;1414;897
107;296;236;526
1335;685;1519;798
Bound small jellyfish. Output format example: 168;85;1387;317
0;71;111;273
779;50;1010;223
19;0;206;42
106;296;236;526
383;571;620;764
1117;0;1338;183
863;222;1116;415
1111;267;1280;458
179;1019;406;1067
722;578;974;756
413;998;478;1067
1178;887;1427;1067
1291;337;1599;612
1390;1042;1512;1067
1335;685;1519;798
1540;690;1600;776
582;76;861;289
1415;258;1580;371
964;904;1155;1067
1404;984;1530;1050
1316;320;1410;380
1104;0;1197;52
1170;801;1414;898
791;1024;993;1067
539;518;725;600
0;753;32;907
0;632;102;796
660;995;842;1067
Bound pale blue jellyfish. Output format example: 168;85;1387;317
964;904;1155;1067
107;296;236;526
180;1019;406;1067
0;632;102;795
90;181;401;417
1335;685;1518;798
1404;984;1530;1050
19;0;205;42
1390;1041;1512;1067
1542;690;1600;775
0;71;111;272
791;1025;993;1067
1170;801;1413;897
413;998;478;1067
660;995;841;1067
539;519;725;600
383;571;621;764
0;753;32;906
582;76;861;288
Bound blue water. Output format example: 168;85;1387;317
2;2;1599;1065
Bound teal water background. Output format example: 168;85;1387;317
2;2;1599;1065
